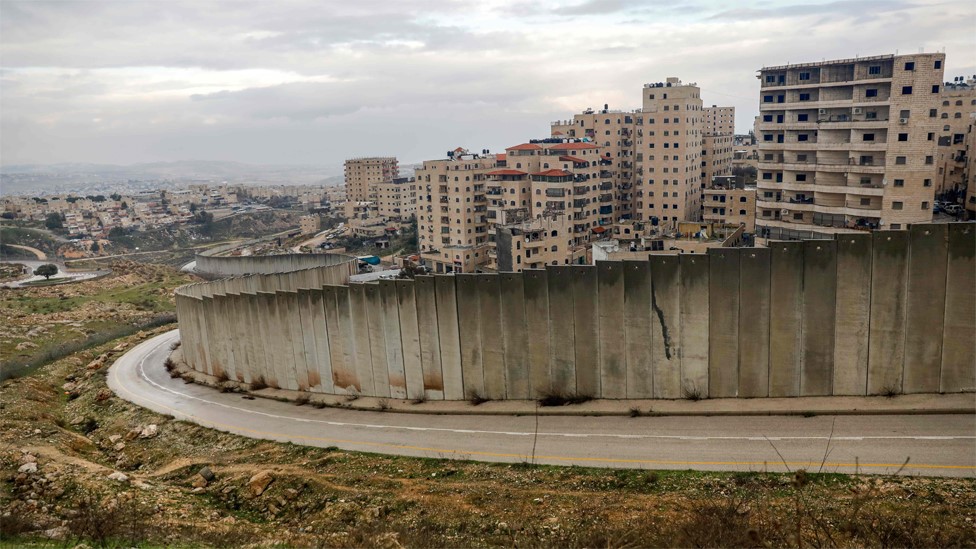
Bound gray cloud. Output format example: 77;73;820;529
2;0;974;168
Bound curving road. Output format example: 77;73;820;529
110;330;976;478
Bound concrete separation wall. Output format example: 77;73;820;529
175;224;976;400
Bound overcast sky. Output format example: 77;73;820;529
2;0;974;169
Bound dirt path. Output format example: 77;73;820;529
6;244;46;260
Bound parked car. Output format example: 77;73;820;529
945;204;963;215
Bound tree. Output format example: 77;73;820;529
45;213;63;230
91;241;100;253
189;203;198;213
33;264;58;280
110;193;122;202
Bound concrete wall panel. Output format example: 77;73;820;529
280;291;306;391
334;286;362;393
348;284;376;395
833;234;872;396
597;261;627;398
903;224;948;393
380;280;407;399
308;288;334;393
737;248;771;398
499;272;530;400
523;270;552;397
572;266;600;397
546;266;576;395
624;260;653;398
650;256;682;399
801;240;836;396
868;231;910;395
455;274;484;399
708;248;740;398
477;274;506;400
414;276;444;399
364;284;391;398
941;223;976;392
394;280;425;400
679;255;709;397
768;241;803;397
434;275;464;400
255;293;280;388
297;289;322;390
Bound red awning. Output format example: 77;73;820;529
531;169;573;177
591;226;607;233
486;169;527;176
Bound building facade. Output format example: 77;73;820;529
702;176;757;232
756;53;945;239
935;77;976;195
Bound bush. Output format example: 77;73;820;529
538;390;593;407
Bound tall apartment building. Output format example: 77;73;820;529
415;150;496;273
487;140;610;270
635;78;705;225
705;105;736;135
550;107;638;220
756;53;945;239
374;177;418;220
935;77;976;194
343;157;398;214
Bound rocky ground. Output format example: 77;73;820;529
0;261;194;373
1;264;974;547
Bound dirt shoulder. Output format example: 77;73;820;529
1;324;974;548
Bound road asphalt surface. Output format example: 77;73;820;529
110;330;976;478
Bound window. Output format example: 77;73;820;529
898;133;908;141
891;224;901;230
932;85;940;93
797;113;809;122
762;173;772;180
904;61;915;70
763;95;773;103
797;154;808;162
900;110;910;119
763;114;773;122
922;201;930;210
925;156;933;165
765;75;776;83
866;88;878;97
740;197;747;202
793;213;803;220
955;113;962;119
924;179;932;187
869;65;881;75
799;93;811;101
799;72;810;81
863;133;875;141
796;174;807;182
928;132;935;141
860;198;870;206
893;179;904;187
798;134;809;142
902;86;912;95
739;210;746;215
860;177;871;185
895;156;907;165
935;60;942;69
893;201;903;210
929;108;938;117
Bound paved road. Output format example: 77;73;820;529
110;330;976;478
0;259;105;288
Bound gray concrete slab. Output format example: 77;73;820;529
547;266;576;395
456;274;485;399
597;261;627;399
679;255;709;398
499;272;530;400
435;275;464;400
651;256;682;399
708;249;740;398
572;265;600;397
904;224;948;394
394;280;425;400
833;234;872;396
414;276;445;399
523;269;552;398
942;223;976;393
868;231;910;395
477;274;506;400
738;248;770;398
624;260;653;399
801;240;836;396
769;241;803;397
380;280;407;400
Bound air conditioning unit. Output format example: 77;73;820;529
853;107;863;114
899;117;909;124
818;108;828;115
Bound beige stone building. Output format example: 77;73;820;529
705;105;736;136
374;177;417;220
702;133;734;191
756;53;945;239
299;214;320;235
635;78;706;226
935;77;976;195
343;157;398;215
415;150;495;273
702;176;757;232
487;140;610;270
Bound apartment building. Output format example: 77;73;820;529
702;133;734;189
374;177;418;220
343;157;398;211
299;214;320;235
756;53;945;239
935;77;976;194
703;175;757;232
635;78;706;225
487;140;609;270
550;106;637;220
415;150;496;273
705;105;736;135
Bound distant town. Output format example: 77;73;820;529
3;52;974;273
